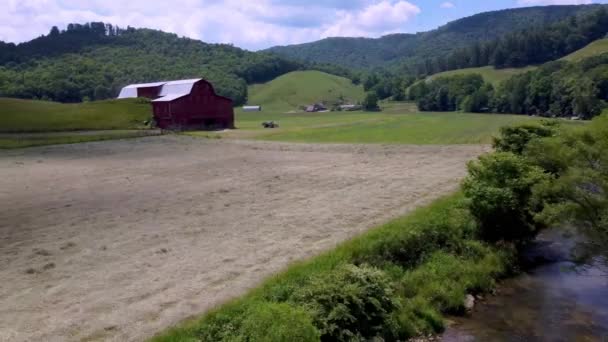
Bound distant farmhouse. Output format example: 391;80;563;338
305;103;327;113
118;79;234;130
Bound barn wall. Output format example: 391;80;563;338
152;80;234;130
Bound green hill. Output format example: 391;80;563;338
561;38;608;62
267;5;606;69
428;66;537;86
0;97;152;132
0;24;304;105
246;71;364;112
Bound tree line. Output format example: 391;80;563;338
412;7;608;76
408;53;608;119
0;23;351;105
329;7;608;106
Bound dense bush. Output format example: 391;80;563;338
493;122;558;154
238;303;320;342
531;114;608;236
291;264;400;341
463;152;550;243
362;92;380;111
349;198;476;268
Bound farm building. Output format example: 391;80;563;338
118;79;234;130
305;103;327;112
243;105;262;112
339;104;362;111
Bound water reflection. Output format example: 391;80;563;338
442;230;608;342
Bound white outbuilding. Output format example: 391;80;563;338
242;105;262;112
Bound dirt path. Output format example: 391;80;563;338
0;136;488;342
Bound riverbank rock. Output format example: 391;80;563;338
464;294;476;311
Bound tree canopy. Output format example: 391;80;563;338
0;23;349;105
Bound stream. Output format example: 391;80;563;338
442;229;608;341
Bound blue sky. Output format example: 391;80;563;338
2;0;606;50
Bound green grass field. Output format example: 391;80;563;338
2;70;542;148
222;101;541;145
247;71;364;111
428;66;537;86
561;38;608;62
0;97;153;132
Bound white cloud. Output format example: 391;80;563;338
322;1;421;38
517;0;593;5
0;0;422;49
440;2;455;9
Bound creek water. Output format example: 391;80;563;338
442;229;608;342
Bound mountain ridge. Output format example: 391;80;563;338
266;4;608;69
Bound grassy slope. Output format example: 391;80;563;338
561;38;608;62
247;71;364;112
0;97;153;132
427;38;608;86
0;130;159;149
428;66;537;86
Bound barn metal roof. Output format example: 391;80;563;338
151;93;189;102
117;79;202;100
123;81;166;89
158;79;201;97
117;81;166;99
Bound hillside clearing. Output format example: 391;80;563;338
561;38;608;62
0;136;487;342
428;66;537;86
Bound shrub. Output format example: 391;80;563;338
462;152;550;243
195;302;319;342
493;122;557;155
532;114;608;236
349;197;476;268
362;92;380;111
400;250;506;314
291;264;400;341
238;303;320;342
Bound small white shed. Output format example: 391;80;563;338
243;105;262;112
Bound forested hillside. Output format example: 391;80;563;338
408;54;608;119
431;7;608;75
267;4;607;71
0;24;349;105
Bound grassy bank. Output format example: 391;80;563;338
151;194;514;341
0;130;160;149
0;97;152;132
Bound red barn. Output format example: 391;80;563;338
118;79;234;130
